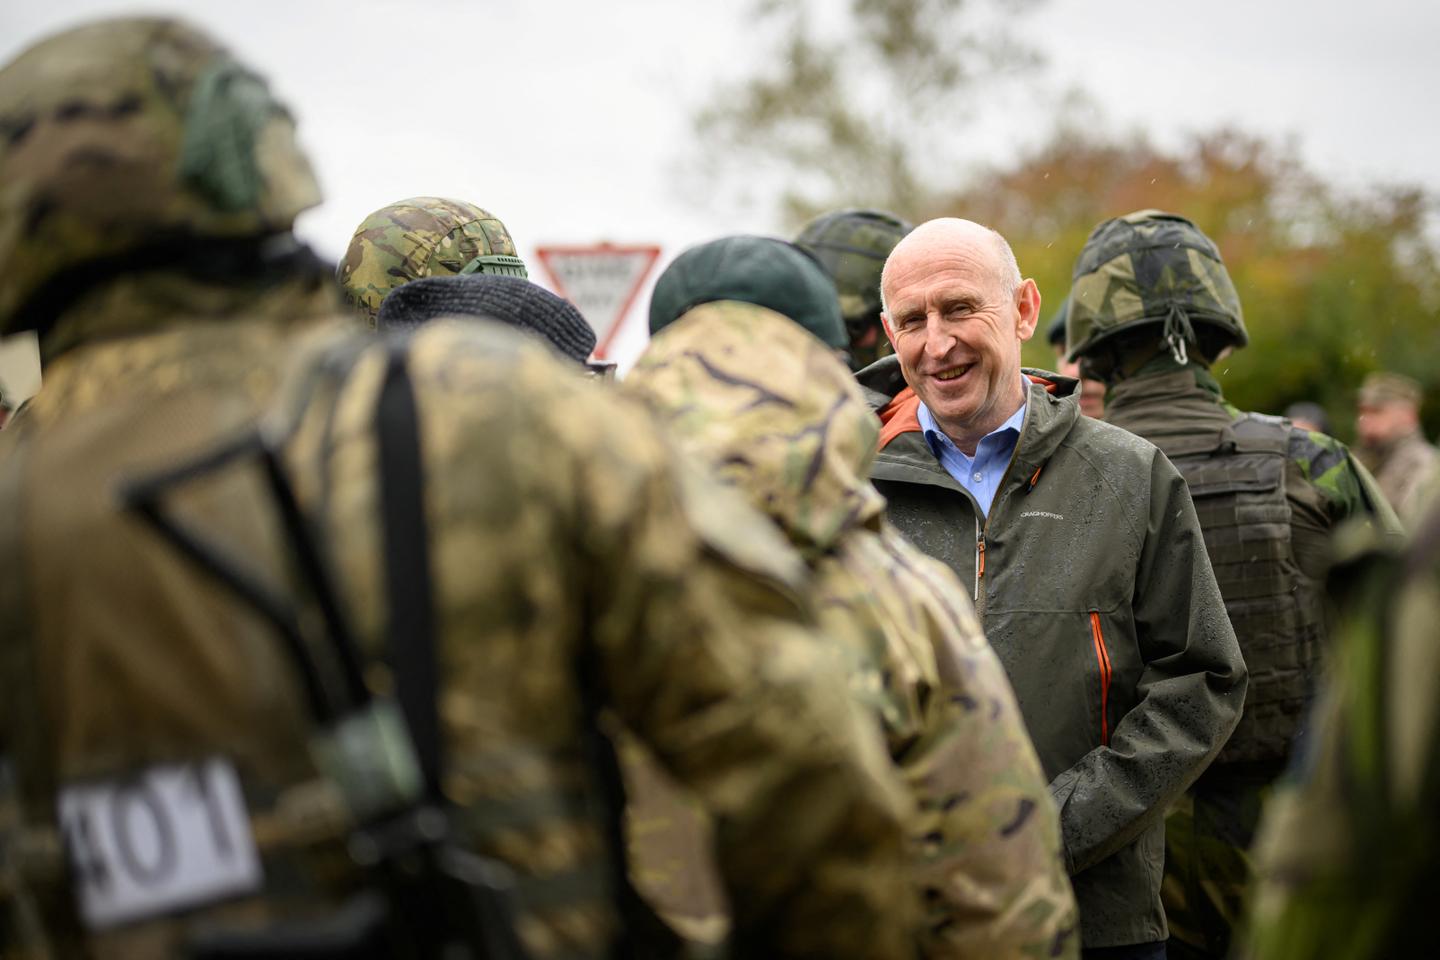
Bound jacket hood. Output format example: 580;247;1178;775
626;300;886;558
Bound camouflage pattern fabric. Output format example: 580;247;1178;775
1242;482;1440;960
337;197;526;323
1162;778;1269;960
0;274;352;960
624;300;1078;959
793;209;912;371
0;18;321;335
1066;210;1247;363
0;309;917;959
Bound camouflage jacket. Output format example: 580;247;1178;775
0;284;914;959
1358;428;1440;530
624;301;1078;959
1244;482;1440;959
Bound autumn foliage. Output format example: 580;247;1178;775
942;129;1440;440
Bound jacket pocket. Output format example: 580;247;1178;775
1089;611;1113;747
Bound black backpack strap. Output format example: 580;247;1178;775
375;338;443;802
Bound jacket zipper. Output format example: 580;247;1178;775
971;382;1036;617
974;439;1023;617
973;518;985;603
1089;611;1113;746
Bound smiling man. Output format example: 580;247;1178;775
856;218;1248;960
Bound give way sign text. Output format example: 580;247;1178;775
535;243;661;361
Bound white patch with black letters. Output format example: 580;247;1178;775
57;758;262;929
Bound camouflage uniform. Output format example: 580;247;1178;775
0;18;915;960
625;300;1079;959
337;197;527;324
1243;480;1440;959
1066;210;1401;960
794;209;912;371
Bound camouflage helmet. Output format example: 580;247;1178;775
1066;209;1247;364
0;17;322;335
338;197;526;322
794;209;912;332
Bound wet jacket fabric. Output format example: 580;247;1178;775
857;354;1247;949
624;302;1079;959
0;281;915;959
1100;361;1399;959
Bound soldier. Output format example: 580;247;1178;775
1354;371;1439;527
794;208;913;371
1243;479;1440;959
0;18;917;959
630;238;1079;959
337;196;528;325
861;217;1247;960
1064;209;1401;960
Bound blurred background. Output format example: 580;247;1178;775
2;0;1436;439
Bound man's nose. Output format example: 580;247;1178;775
923;316;954;359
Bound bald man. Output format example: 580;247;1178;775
855;219;1247;960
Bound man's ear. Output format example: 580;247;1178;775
1015;279;1041;342
880;312;898;350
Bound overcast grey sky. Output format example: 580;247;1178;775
3;0;1436;366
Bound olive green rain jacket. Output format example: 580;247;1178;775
857;355;1248;949
625;301;1078;959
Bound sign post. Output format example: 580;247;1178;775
534;243;662;361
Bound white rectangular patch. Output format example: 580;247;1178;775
57;758;263;929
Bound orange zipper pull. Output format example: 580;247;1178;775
976;534;986;579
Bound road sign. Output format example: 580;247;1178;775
534;244;661;360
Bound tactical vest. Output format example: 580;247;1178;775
1145;413;1324;767
0;328;570;959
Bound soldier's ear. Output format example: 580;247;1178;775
1015;279;1041;342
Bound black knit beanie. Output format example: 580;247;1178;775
376;274;596;364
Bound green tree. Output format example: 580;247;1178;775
690;0;1043;224
944;127;1440;440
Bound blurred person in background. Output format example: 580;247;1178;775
794;208;913;371
1355;371;1439;527
1282;401;1330;436
1045;297;1104;418
1244;477;1440;960
1066;210;1400;960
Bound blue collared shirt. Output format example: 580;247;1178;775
917;380;1029;518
